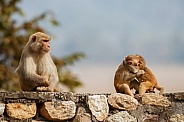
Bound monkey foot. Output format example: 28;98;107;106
36;86;51;92
134;94;142;101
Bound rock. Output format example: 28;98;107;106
108;93;138;110
174;92;184;101
0;103;5;115
105;111;137;122
40;101;76;121
87;95;109;121
6;103;36;119
169;114;184;122
72;106;92;122
143;114;159;122
73;113;92;122
141;93;171;107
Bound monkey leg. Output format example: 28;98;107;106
118;84;134;97
155;84;164;95
139;81;152;96
146;88;155;93
130;79;140;94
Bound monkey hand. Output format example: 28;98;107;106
44;80;50;87
137;70;145;76
36;86;49;91
42;77;50;86
36;86;53;92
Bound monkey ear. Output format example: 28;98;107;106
139;61;142;64
123;60;126;65
32;35;36;42
135;54;140;57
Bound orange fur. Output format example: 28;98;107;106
131;55;164;95
114;54;145;97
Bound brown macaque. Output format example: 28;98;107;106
130;54;164;96
16;32;59;92
114;54;145;97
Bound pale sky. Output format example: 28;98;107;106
16;0;184;93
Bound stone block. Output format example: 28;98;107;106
174;92;184;101
40;100;76;121
0;103;5;115
105;111;137;122
169;114;184;122
108;93;138;110
141;93;171;107
87;95;109;121
6;103;36;120
72;106;92;122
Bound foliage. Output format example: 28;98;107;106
0;0;85;92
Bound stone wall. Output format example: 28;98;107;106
0;92;183;122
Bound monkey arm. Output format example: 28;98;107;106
123;72;137;81
25;72;49;87
123;69;145;81
36;71;58;92
136;70;145;77
21;57;49;87
123;68;145;82
127;65;139;73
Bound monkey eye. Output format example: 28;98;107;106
43;40;49;42
128;61;132;65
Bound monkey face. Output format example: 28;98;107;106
124;54;142;73
29;32;51;53
135;54;146;69
41;39;50;53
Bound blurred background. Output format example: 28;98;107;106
0;0;184;93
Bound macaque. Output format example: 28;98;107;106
16;32;59;92
114;54;145;97
130;55;164;95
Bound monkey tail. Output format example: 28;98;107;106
155;83;164;95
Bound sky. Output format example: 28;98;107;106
16;0;184;93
